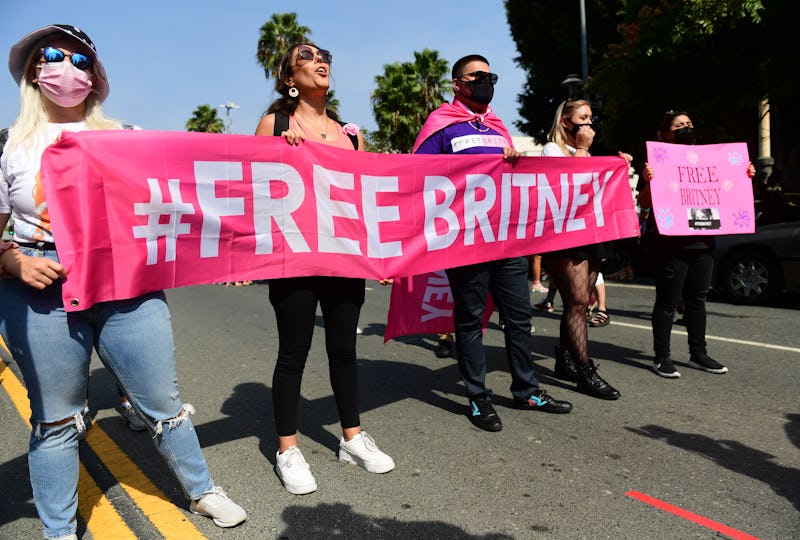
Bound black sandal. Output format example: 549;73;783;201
588;310;610;327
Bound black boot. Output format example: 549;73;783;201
554;345;578;382
576;360;621;400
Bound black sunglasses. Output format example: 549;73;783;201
295;46;332;65
458;70;498;85
40;46;94;71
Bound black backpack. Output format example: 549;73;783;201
272;111;358;150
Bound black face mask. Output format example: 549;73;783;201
673;126;696;145
565;120;597;141
462;78;495;105
568;122;593;137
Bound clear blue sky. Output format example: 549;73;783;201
2;1;540;137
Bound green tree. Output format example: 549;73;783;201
185;104;224;133
505;0;800;193
325;90;341;120
590;0;765;162
505;0;622;144
371;49;451;153
256;13;311;80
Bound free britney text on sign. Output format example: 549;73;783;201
41;130;639;311
645;141;755;236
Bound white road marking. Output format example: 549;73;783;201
610;321;800;353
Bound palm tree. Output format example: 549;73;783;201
325;89;341;119
371;49;451;153
186;104;225;133
256;13;311;80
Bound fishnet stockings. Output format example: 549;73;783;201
548;256;601;364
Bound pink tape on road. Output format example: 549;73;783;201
626;490;760;540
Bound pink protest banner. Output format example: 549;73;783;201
41;130;639;311
645;141;755;236
384;272;494;342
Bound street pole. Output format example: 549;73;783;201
579;0;588;84
218;101;240;134
756;97;774;189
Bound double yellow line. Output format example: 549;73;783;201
0;338;206;539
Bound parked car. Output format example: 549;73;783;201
713;219;800;305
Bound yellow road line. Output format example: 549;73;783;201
0;338;205;539
0;351;133;538
0;341;31;423
84;426;206;539
78;462;138;540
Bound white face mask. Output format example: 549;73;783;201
37;61;93;108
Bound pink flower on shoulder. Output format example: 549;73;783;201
341;123;360;136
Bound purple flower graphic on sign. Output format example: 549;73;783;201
657;208;674;231
653;147;668;163
728;151;742;166
733;209;751;228
668;181;679;192
722;179;734;191
686;150;699;165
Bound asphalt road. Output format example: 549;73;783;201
1;280;798;539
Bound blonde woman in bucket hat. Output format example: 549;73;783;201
0;24;246;539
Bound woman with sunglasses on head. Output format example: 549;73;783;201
638;110;755;379
0;25;246;539
255;43;394;496
540;99;629;400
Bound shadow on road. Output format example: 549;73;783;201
627;423;800;512
278;502;516;539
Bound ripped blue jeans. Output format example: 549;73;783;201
0;248;213;539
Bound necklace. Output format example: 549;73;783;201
295;113;329;140
469;118;490;132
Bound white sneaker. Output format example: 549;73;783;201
276;446;317;495
338;431;395;473
189;486;246;527
118;402;147;432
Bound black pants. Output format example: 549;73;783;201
446;257;539;400
651;248;714;359
268;276;364;436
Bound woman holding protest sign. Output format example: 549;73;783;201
0;25;246;538
639;110;755;378
255;43;394;496
540;99;625;400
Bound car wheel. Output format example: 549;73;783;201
720;248;783;305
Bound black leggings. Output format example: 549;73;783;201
268;276;365;437
652;248;713;359
547;255;601;364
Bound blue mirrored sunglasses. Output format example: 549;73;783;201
40;46;94;71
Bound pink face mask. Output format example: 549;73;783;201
37;61;93;107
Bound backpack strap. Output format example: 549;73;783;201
273;111;290;137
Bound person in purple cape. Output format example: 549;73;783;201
414;54;573;432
